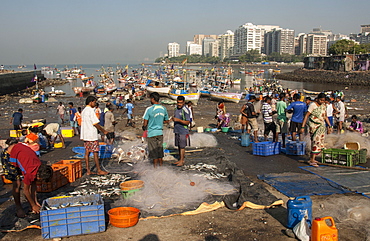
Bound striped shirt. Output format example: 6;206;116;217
261;103;273;123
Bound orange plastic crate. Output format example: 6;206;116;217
52;160;82;183
37;166;68;192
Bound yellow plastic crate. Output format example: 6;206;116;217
10;130;22;137
61;127;74;138
54;142;63;148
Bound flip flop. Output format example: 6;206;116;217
308;162;319;167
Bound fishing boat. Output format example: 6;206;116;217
209;91;243;103
303;89;321;95
232;79;241;85
168;89;201;105
273;69;281;73
72;86;95;95
48;90;66;96
146;86;171;97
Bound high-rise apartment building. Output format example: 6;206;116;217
167;42;180;58
219;30;234;60
234;23;262;56
186;41;202;55
257;25;280;54
193;34;218;45
361;24;370;33
264;28;295;55
202;38;219;57
306;34;327;56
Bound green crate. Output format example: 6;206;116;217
321;148;359;167
359;149;367;164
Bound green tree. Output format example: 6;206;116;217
239;49;261;63
328;39;359;55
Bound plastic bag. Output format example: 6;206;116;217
293;211;311;241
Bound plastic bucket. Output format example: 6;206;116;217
108;207;140;228
221;127;230;133
241;133;250;147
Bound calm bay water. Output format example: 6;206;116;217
12;64;369;97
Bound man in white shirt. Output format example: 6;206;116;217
81;96;108;175
334;96;346;134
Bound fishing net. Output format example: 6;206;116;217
114;163;237;217
163;129;218;149
315;195;370;237
325;132;370;157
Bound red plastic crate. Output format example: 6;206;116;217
52;160;82;183
37;166;68;192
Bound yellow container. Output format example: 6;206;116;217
10;130;22;137
61;127;74;138
54;142;63;148
311;216;338;241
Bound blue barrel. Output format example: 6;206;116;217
241;133;250;147
287;196;312;229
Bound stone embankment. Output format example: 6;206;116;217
278;69;370;86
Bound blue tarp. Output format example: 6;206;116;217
258;171;351;197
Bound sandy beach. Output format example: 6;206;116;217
0;81;370;240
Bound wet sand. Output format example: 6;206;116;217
0;82;369;240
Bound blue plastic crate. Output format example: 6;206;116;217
72;145;113;158
285;141;306;155
40;194;105;239
253;141;281;156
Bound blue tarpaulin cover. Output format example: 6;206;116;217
258;171;351;197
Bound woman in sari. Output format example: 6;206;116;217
301;93;332;167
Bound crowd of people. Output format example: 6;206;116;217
237;89;363;167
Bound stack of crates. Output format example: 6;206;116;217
40;194;105;239
37;166;69;193
285;141;306;156
52;160;82;183
253;141;281;156
321;149;360;167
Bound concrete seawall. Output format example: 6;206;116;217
0;71;44;95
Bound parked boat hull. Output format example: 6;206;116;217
210;91;243;103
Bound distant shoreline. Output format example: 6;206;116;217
277;68;370;86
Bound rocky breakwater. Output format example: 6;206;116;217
0;70;45;95
277;69;370;86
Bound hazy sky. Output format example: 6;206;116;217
1;0;369;65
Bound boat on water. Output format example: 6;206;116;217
232;79;241;85
303;89;321;95
209;91;243;103
48;90;65;96
72;86;95;95
168;89;201;105
273;69;281;73
146;86;171;97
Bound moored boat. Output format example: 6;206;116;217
210;91;243;103
168;89;200;105
146;86;171;97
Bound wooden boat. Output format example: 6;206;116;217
303;89;321;95
72;86;95;94
210;91;243;103
49;90;65;96
273;69;281;73
146;86;170;97
232;79;241;85
168;89;200;105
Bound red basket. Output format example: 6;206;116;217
108;207;140;228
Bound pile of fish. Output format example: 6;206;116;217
182;163;228;180
44;201;97;210
68;174;131;198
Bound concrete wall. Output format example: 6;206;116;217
0;71;44;95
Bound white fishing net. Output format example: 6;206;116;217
315;195;370;237
162;129;218;149
325;132;370;157
115;164;237;216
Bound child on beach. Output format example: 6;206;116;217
56;102;66;124
123;99;135;127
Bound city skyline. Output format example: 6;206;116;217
1;0;369;65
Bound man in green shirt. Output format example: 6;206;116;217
142;92;169;167
275;93;288;147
